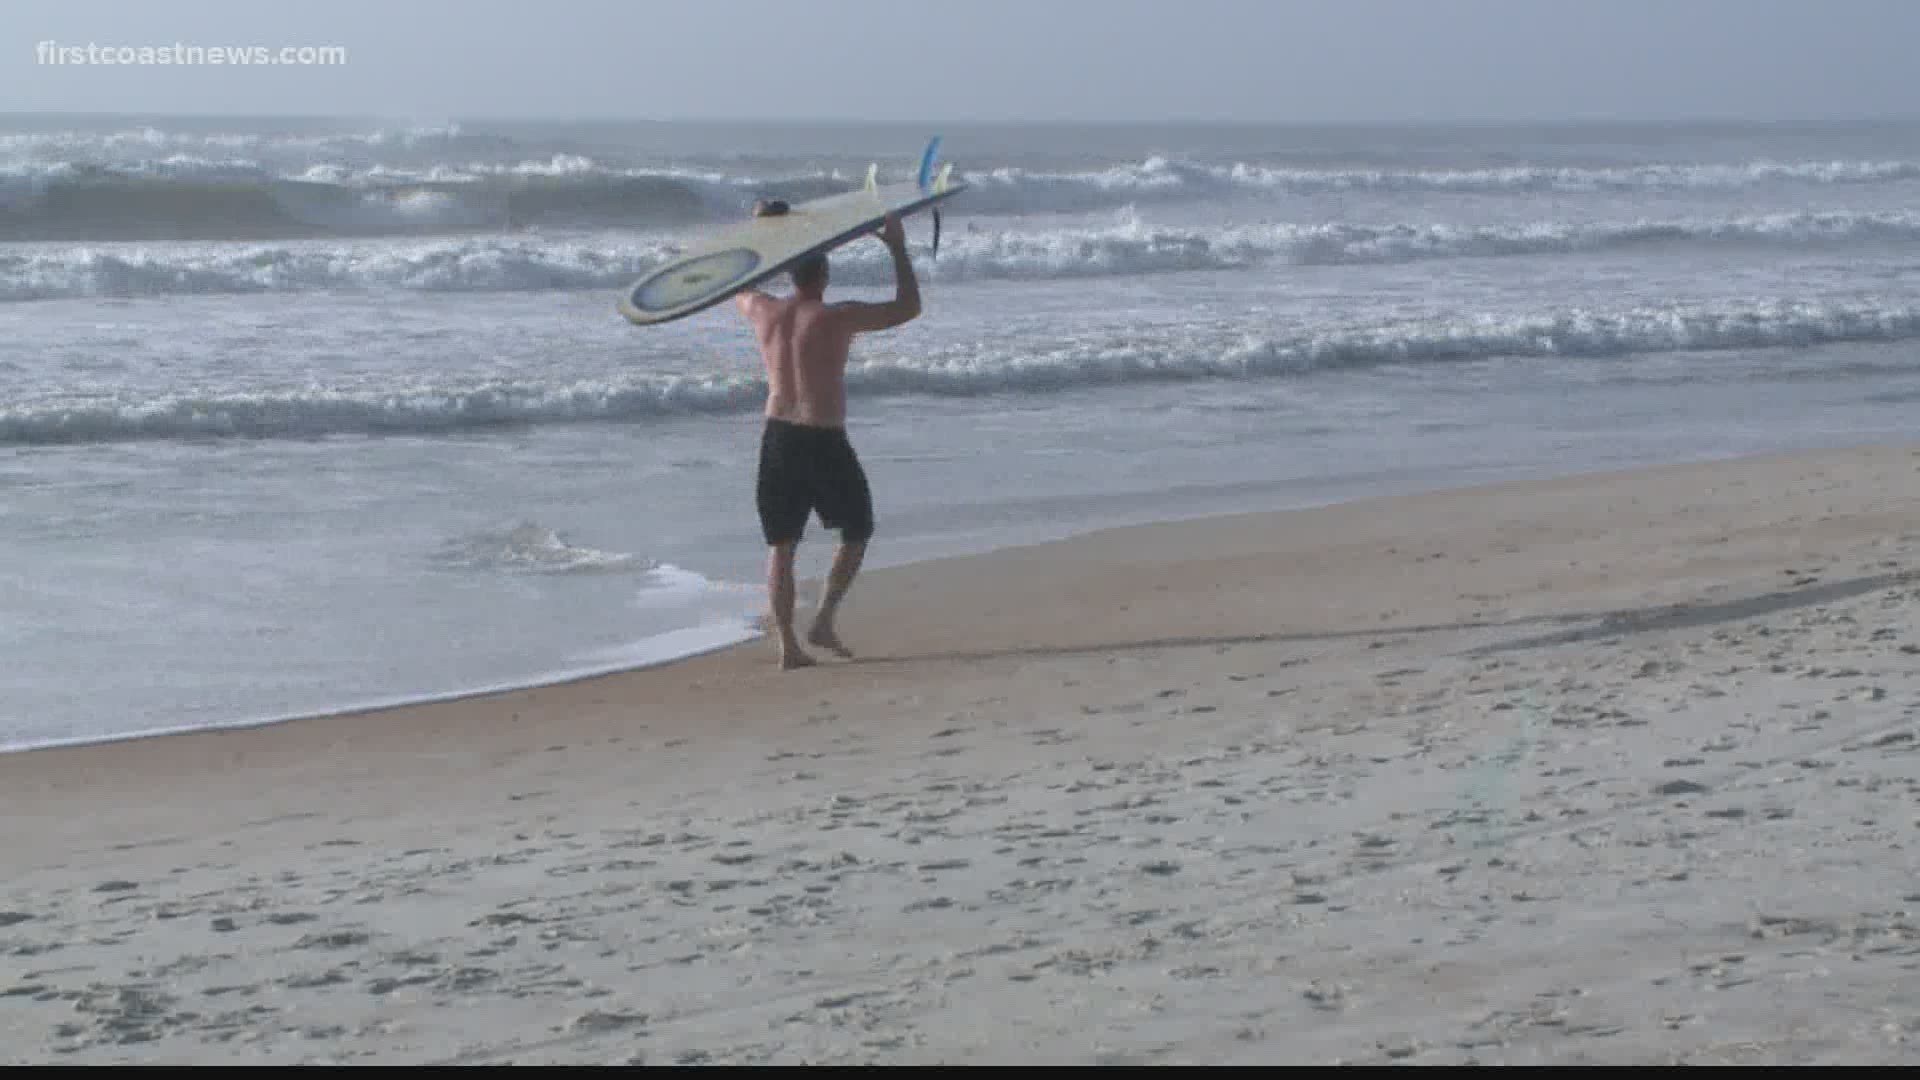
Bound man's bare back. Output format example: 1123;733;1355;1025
741;293;856;428
736;210;921;669
738;215;920;428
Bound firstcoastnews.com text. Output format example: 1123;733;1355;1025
36;41;348;66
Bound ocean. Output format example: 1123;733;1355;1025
4;113;1919;752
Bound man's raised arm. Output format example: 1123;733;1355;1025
839;214;920;333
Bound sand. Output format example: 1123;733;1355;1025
4;442;1919;1065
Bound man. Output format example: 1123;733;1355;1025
735;201;921;670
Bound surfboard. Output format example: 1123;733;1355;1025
617;137;967;326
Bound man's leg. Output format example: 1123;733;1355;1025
756;419;814;671
807;538;865;658
807;432;875;660
767;540;815;670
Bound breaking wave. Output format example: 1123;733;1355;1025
4;143;1917;239
8;296;1917;444
7;208;1919;300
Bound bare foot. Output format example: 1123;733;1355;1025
807;622;854;659
780;647;817;671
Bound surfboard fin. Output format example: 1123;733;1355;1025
925;144;953;257
864;163;878;195
917;136;942;192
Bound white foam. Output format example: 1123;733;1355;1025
0;237;684;300
562;621;762;672
947;156;1920;214
8;130;1920;237
4;296;1916;445
433;522;655;575
7;208;1918;301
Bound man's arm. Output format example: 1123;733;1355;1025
837;214;920;333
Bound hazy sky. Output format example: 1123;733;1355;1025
7;0;1917;125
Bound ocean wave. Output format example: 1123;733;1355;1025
6;297;1916;445
944;156;1920;214
6;209;1918;301
0;237;684;300
0;122;479;159
6;144;1920;239
830;209;1920;279
1268;209;1920;266
0;162;855;240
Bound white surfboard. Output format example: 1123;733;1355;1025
617;138;967;326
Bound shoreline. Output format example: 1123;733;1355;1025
0;440;1834;760
4;434;1912;801
0;619;765;758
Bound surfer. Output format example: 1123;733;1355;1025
736;205;922;669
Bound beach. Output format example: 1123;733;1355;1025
5;441;1918;1065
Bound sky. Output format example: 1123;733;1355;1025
5;0;1918;126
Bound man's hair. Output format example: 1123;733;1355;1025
752;197;826;291
791;253;828;291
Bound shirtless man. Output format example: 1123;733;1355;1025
735;202;921;669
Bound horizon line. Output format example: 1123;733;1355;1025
7;108;1920;131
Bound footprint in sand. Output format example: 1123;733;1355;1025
292;930;372;951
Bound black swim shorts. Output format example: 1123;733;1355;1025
756;418;875;546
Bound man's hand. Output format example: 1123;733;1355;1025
875;213;906;250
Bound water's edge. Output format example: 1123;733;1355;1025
0;441;1822;758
